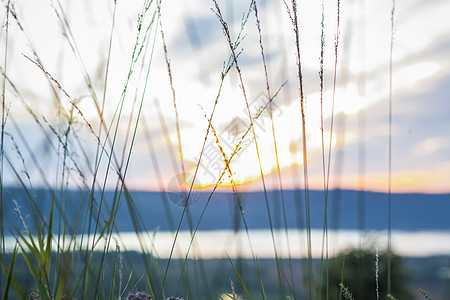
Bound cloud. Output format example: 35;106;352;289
2;0;449;192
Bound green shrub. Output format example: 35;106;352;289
318;248;413;300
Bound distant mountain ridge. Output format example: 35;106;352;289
3;187;450;236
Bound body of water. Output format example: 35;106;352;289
4;229;450;258
3;188;450;258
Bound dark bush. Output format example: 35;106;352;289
317;248;413;300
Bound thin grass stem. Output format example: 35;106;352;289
0;4;11;285
387;0;396;296
212;1;285;296
282;0;314;296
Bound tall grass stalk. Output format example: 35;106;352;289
77;4;157;277
357;0;367;247
157;0;186;184
388;0;396;296
51;0;103;119
171;31;266;300
154;96;202;290
156;0;202;296
141;113;177;231
0;70;76;236
90;0;117;249
197;108;259;293
94;2;166;299
97;0;117;157
0;1;155;298
183;89;287;299
161;1;259;296
253;0;295;295
318;0;327;298
0;5;10;296
53;105;72;297
79;0;155;262
282;0;315;297
8;2;66;116
211;1;285;297
21;54;100;168
319;1;341;299
13;1;163;299
84;0;156;252
155;2;209;297
179;81;286;300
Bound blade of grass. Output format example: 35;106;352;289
17;238;48;298
108;247;117;300
2;243;17;300
255;257;267;300
1;259;26;300
227;254;252;300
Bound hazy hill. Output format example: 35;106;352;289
3;187;450;235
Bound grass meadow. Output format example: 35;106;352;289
0;0;448;299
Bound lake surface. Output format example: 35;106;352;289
4;229;450;258
3;188;450;257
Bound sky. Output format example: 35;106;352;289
1;0;449;194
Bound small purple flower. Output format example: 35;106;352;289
29;292;40;300
127;292;151;300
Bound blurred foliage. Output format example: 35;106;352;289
317;247;413;300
